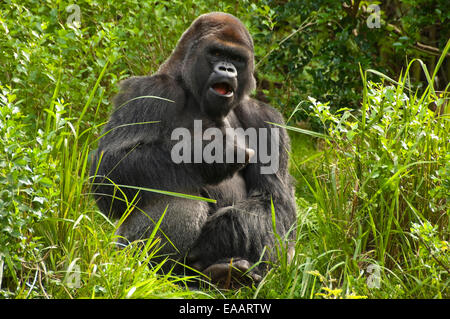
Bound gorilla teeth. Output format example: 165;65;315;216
212;82;233;96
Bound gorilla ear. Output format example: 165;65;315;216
249;74;257;93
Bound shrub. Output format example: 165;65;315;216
0;85;60;296
302;53;449;297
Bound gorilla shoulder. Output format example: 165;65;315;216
235;96;287;128
113;74;186;115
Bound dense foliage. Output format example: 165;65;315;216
0;0;448;298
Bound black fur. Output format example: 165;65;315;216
90;12;297;277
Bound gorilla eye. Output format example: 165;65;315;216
208;48;246;64
209;49;223;58
234;55;245;63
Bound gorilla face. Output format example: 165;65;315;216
158;12;257;122
207;55;238;100
195;39;252;120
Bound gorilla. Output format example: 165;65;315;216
90;12;297;286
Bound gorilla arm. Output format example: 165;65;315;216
187;98;297;275
90;75;247;219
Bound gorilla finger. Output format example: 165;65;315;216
232;259;251;272
249;271;262;283
203;263;231;282
245;148;255;163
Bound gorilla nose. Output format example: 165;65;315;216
214;62;237;78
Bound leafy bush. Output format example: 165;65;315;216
256;48;449;298
0;85;60;296
308;72;448;253
239;0;449;126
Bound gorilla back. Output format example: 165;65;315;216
90;12;297;285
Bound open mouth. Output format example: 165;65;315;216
211;82;234;97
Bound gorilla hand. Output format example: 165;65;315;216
190;257;262;289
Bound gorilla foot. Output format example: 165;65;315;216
201;258;262;289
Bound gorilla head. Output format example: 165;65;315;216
158;12;257;122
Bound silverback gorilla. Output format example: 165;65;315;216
90;12;297;286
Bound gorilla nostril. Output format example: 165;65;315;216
214;62;237;78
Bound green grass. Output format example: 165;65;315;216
236;43;450;299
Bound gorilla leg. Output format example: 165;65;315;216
115;196;209;263
187;193;296;277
